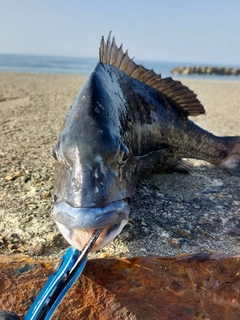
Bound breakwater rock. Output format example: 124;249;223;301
171;66;240;76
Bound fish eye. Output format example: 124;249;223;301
118;143;129;167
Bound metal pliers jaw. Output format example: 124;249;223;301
24;229;102;320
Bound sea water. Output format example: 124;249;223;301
0;53;240;81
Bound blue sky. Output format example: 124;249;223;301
1;0;240;64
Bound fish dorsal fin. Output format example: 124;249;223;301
99;32;205;117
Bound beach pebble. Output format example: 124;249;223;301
228;227;240;237
5;175;14;181
27;243;45;256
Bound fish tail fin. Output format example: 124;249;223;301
217;136;240;175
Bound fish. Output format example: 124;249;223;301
52;33;240;252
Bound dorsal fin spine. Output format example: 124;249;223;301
106;32;112;63
145;75;160;86
99;36;104;63
131;65;143;78
119;50;128;69
115;44;124;68
110;36;117;65
109;37;115;64
127;59;138;76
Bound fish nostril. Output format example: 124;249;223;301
52;148;58;161
52;141;60;161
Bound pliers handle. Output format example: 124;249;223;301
24;229;102;320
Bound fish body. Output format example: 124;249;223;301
53;34;240;251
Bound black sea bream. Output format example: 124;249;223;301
52;33;240;252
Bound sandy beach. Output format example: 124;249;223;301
0;71;240;260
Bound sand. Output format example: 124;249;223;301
0;71;240;259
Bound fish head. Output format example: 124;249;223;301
52;65;138;251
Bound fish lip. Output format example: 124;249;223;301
53;199;130;230
55;218;128;252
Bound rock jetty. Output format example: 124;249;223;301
171;66;240;76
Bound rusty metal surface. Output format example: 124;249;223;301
0;253;240;319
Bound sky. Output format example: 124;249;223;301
1;0;240;65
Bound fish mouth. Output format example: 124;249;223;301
53;199;130;252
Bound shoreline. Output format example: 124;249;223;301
0;71;239;260
1;67;240;83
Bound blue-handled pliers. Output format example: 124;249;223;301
24;229;102;320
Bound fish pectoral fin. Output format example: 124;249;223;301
135;146;170;173
164;159;193;174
